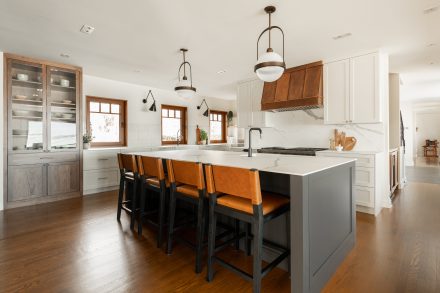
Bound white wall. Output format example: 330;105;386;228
0;52;4;210
244;108;387;152
389;74;400;150
83;75;235;148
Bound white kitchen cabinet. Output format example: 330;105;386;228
237;79;273;128
324;52;385;124
316;150;384;216
83;149;121;195
237;81;252;128
350;53;380;123
324;59;350;124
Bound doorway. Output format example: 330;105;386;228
406;109;440;184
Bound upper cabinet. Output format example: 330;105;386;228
237;79;273;128
261;61;323;112
324;52;386;124
6;56;82;153
5;54;82;208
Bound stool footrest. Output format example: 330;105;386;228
215;232;246;252
214;256;253;282
262;250;290;278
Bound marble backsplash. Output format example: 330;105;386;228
244;108;386;151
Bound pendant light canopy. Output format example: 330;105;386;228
175;48;196;99
254;6;286;82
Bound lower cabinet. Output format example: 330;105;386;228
47;162;80;196
7;152;81;207
8;164;47;202
83;150;121;195
316;150;384;216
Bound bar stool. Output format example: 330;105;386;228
116;153;138;230
205;164;290;293
136;155;169;247
166;159;207;274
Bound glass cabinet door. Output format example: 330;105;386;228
9;60;45;152
47;67;78;150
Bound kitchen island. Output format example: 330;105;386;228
129;149;356;293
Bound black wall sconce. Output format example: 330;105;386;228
142;90;157;112
197;99;209;117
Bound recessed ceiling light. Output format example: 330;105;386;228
60;53;70;58
332;33;352;40
133;69;141;73
423;6;439;14
80;24;95;34
217;69;226;74
430;61;435;65
427;43;437;47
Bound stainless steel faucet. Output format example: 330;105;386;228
248;127;262;157
176;129;181;146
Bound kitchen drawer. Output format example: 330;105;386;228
354;186;374;208
317;152;375;168
83;169;119;190
83;151;120;170
354;167;375;187
9;152;79;165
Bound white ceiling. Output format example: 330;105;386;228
0;0;439;101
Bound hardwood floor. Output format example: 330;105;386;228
1;182;439;292
323;182;440;293
0;191;290;293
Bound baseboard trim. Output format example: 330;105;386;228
83;186;119;195
6;192;81;210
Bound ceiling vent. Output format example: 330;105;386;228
80;24;95;34
333;33;352;40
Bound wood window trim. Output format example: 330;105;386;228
161;104;188;145
86;96;127;148
209;110;227;143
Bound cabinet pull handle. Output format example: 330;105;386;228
40;157;54;160
98;158;109;161
98;177;108;180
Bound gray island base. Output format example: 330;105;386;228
129;150;356;293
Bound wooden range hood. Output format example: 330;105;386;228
261;61;323;112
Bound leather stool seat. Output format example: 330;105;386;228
217;192;289;215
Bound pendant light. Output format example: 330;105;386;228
175;48;196;99
254;6;286;82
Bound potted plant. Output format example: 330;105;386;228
227;111;233;126
83;133;93;149
200;129;208;145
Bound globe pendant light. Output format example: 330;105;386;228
254;6;286;82
175;48;196;99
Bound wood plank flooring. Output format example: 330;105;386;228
1;181;439;292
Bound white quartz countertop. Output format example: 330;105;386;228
129;149;355;176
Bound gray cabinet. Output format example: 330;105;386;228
8;164;47;202
48;162;80;195
5;54;82;208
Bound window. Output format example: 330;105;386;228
86;96;127;147
161;105;187;145
209;110;227;143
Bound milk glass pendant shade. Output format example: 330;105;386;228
175;48;196;99
254;6;286;82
